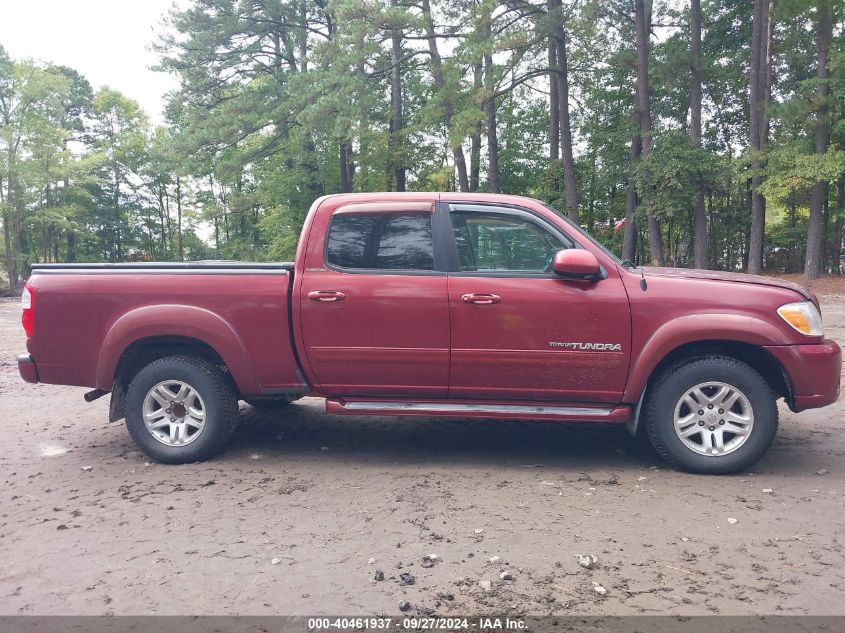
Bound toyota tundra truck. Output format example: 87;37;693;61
17;192;842;473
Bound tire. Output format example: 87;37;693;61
245;398;290;410
643;355;778;474
125;355;238;464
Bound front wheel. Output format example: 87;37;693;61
125;356;238;464
643;356;778;474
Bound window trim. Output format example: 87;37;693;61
323;206;448;276
334;201;435;215
441;202;589;278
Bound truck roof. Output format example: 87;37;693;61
317;191;546;207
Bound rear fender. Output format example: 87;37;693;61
623;313;789;403
96;304;261;394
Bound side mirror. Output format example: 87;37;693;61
553;249;602;280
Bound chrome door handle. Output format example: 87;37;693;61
461;293;501;305
308;290;346;302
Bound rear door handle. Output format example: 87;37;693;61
461;293;501;305
308;290;346;302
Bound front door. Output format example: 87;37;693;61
299;201;450;396
445;204;631;403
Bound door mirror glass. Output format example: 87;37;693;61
552;249;601;279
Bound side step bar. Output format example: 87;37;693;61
326;398;631;423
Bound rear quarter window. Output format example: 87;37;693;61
326;213;434;271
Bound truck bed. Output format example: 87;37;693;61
30;261;295;272
25;261;306;398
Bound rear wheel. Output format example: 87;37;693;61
125;356;238;464
644;356;778;474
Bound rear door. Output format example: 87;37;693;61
299;200;451;396
445;203;631;403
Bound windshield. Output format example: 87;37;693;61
541;203;627;267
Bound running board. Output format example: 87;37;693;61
325;398;631;423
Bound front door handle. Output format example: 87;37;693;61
461;293;501;305
308;290;346;302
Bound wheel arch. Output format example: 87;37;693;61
625;314;794;418
646;341;789;399
96;304;261;404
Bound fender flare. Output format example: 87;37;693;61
623;313;790;403
95;304;261;394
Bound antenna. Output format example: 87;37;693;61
639;265;648;291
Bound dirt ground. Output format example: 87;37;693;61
1;283;844;617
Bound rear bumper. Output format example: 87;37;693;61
764;339;841;412
17;353;39;383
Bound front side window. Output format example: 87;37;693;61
326;213;434;271
451;211;567;273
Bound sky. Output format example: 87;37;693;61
0;0;180;123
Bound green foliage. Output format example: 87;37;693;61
1;0;844;279
761;143;845;207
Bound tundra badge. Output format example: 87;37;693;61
549;342;622;351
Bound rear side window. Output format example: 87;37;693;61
326;213;434;271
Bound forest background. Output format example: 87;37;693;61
1;0;844;289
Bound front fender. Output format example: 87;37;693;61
623;313;790;402
95;304;261;393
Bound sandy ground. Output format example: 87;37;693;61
0;288;844;617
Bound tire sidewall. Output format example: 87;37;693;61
646;358;778;474
125;357;234;464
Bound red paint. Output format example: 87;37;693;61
298;193;449;396
447;273;630;402
17;192;841;423
553;249;600;277
23;270;303;395
763;340;841;411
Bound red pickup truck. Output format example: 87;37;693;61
17;192;841;473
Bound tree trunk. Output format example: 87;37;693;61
547;0;560;162
805;0;833;280
176;176;184;261
339;143;352;193
389;0;406;192
587;150;596;231
747;0;770;275
555;16;579;222
344;140;356;188
484;89;502;193
112;168;122;262
634;0;664;266
484;84;500;193
690;0;708;269
470;62;483;191
482;15;500;193
3;212;15;286
835;176;845;273
421;0;469;192
622;133;642;264
1;170;19;286
66;230;76;263
157;180;168;258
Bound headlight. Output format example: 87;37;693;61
777;301;823;336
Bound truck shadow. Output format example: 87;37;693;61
224;399;658;472
221;399;822;474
